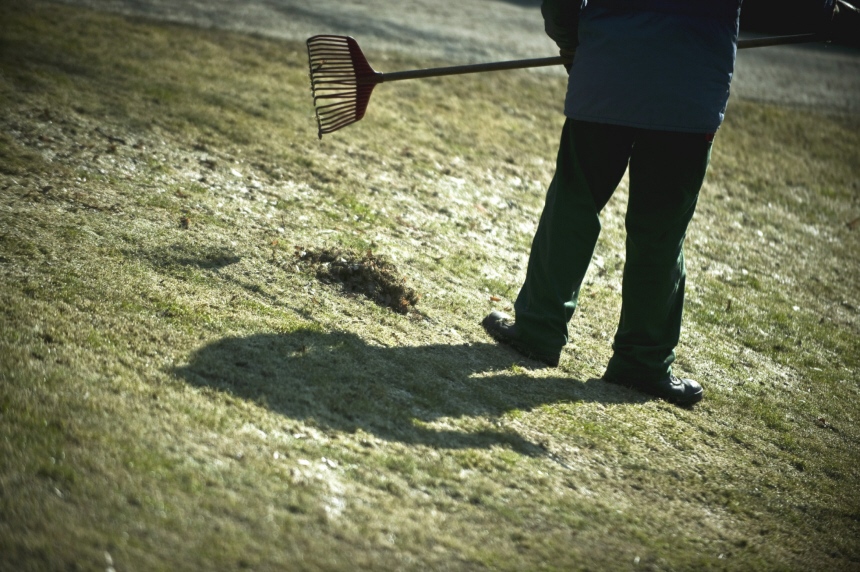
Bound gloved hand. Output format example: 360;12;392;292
559;48;575;74
829;0;860;46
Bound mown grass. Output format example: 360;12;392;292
1;1;859;570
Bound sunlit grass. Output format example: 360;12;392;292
1;1;859;570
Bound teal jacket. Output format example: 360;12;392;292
541;0;741;133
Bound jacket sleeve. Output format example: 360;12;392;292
541;0;582;51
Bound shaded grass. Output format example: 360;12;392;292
1;1;859;571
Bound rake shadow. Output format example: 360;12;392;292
173;328;646;455
139;243;242;271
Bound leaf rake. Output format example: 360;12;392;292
306;33;825;139
306;35;564;139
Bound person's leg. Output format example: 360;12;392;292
511;119;633;355
604;130;713;383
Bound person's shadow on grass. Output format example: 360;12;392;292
173;328;646;456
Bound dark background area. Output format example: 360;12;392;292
742;0;860;48
741;0;833;32
499;0;854;41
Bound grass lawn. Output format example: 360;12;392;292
1;1;859;570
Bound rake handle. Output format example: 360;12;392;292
371;56;564;84
737;32;824;49
363;33;824;85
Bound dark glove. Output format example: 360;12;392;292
559;48;575;74
829;1;860;46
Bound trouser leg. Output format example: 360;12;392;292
514;119;632;353
604;130;713;382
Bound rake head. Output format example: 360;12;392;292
306;35;381;139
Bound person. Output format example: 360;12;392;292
481;0;845;406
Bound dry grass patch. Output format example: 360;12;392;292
294;246;421;314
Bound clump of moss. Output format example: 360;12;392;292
295;246;420;314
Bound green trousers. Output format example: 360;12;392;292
514;119;713;381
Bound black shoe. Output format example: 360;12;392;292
603;373;703;406
481;311;560;367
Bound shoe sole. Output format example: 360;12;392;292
603;377;703;406
481;314;560;368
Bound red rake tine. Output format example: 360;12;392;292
307;35;381;139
